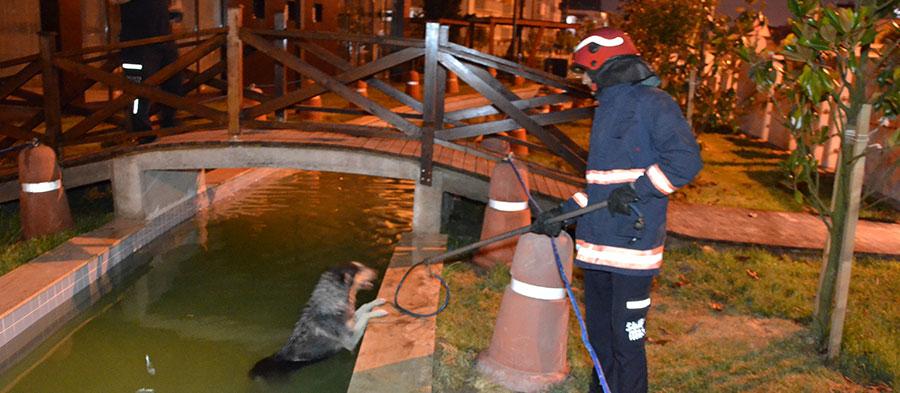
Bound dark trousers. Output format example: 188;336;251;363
121;42;182;133
584;269;653;393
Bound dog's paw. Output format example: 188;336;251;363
368;298;387;307
367;309;389;318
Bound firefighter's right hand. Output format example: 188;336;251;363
530;207;564;238
608;184;639;216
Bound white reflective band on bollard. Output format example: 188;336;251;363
510;278;566;300
488;199;529;212
22;179;62;193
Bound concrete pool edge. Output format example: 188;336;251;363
0;168;292;375
348;232;447;393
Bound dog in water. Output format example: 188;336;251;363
249;261;388;379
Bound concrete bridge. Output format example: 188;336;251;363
1;128;580;234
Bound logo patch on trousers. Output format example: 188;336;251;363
625;318;646;341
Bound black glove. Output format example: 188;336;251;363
530;206;565;238
608;184;638;216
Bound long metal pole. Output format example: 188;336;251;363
421;200;609;264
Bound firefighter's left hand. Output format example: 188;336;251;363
608;184;638;216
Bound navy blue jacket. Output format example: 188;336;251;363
561;83;702;276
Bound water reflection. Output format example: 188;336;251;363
0;170;414;393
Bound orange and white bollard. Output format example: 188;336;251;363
406;70;422;101
488;67;498;78
513;75;526;87
550;87;567;112
17;144;74;240
446;71;459;94
472;157;531;268
299;79;323;121
347;80;368;109
510;129;528;157
477;232;574;392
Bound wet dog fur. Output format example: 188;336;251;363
249;261;387;380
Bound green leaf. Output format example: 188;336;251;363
787;0;802;17
823;8;843;34
838;8;855;33
860;28;877;46
820;24;837;43
800;37;831;51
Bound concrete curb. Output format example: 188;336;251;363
348;232;447;393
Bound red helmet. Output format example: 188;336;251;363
572;28;639;72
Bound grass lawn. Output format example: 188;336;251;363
543;121;898;222
434;242;898;392
0;182;114;276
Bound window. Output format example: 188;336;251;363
253;0;266;19
313;3;323;23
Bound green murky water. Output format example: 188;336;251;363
0;171;415;393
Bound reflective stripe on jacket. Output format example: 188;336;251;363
562;84;702;276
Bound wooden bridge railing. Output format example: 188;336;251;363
0;9;594;184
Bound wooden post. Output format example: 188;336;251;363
273;7;288;121
826;104;871;360
420;23;446;186
226;7;243;137
39;32;62;147
488;22;496;56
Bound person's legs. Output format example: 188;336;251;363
121;46;156;133
609;273;653;393
583;269;615;393
157;42;183;129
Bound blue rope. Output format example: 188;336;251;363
505;155;612;393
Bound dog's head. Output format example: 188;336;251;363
333;261;378;291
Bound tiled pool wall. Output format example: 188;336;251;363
0;168;285;374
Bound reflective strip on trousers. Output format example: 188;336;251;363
22;179;62;193
488;199;529;212
510;277;566;300
626;298;651;309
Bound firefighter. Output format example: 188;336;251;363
531;28;702;393
112;0;184;143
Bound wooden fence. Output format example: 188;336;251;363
0;11;594;185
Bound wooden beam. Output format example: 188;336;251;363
244;119;408;139
439;52;586;172
55;28;226;58
294;40;433;121
227;7;242;136
463;63;589;158
442;42;590;97
53;57;227;123
239;30;421;136
438;106;593;140
60;34;226;141
243;47;421;118
247;29;424;48
444;93;573;122
0;61;41;100
39;33;63;146
0;123;44;142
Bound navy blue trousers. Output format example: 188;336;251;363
583;269;653;393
